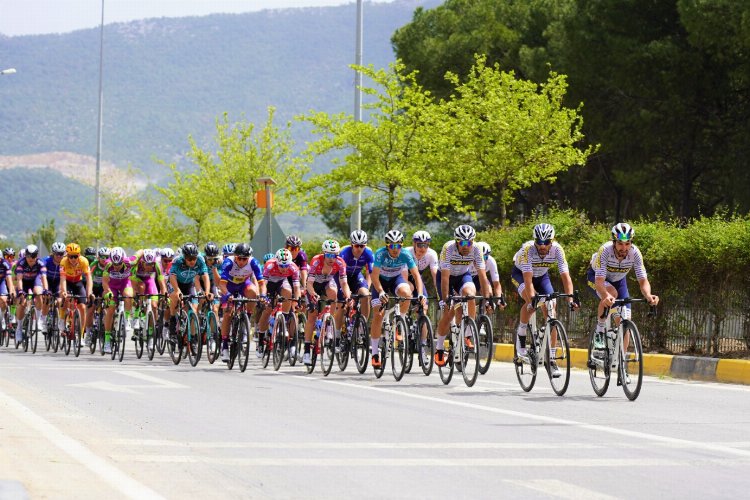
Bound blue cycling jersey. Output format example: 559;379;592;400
201;253;222;285
372;247;416;278
169;255;208;284
43;255;62;283
339;245;374;278
219;256;263;284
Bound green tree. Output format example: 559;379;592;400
64;192;143;249
29;219;57;251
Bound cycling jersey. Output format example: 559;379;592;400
307;254;347;283
201;253;222;285
90;260;107;289
470;255;500;282
0;259;11;282
339;245;374;278
590;241;647;282
372;247;416;278
43;255;62;284
219;256;261;285
439;241;484;276
13;258;47;281
293;249;309;272
104;258;135;288
263;259;300;285
403;246;439;273
59;255;90;283
170;255;208;285
513;241;569;277
131;253;164;281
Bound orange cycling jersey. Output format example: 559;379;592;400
60;256;90;283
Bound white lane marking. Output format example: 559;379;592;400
0;386;164;500
649;378;750;392
108;455;750;467
505;479;618;499
116;370;188;388
316;378;750;459
67;370;188;393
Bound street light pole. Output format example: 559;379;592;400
94;0;105;246
350;0;363;232
257;177;277;255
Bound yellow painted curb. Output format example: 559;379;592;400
642;354;673;377
716;359;750;385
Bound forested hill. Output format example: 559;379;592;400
0;0;440;175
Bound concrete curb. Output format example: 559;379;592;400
492;343;750;385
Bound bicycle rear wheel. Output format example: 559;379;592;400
24;309;35;353
403;318;415;374
287;312;299;367
477;314;493;375
272;315;286;371
91;308;102;354
460;317;479;387
167;316;182;365
620;320;644;401
44;308;53;352
373;334;387;379
155;308;166;355
390;316;409;382
438;337;454;385
336;324;350;372
146;310;156;360
205;311;220;364
417;316;434;376
546;319;570;396
352;314;369;374
72;310;82;358
117;313;127;362
514;331;537;392
238;313;251;372
187;311;202;367
306;335;319;374
134;315;144;359
320;315;335;376
587;330;610;397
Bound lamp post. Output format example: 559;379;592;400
257;177;277;254
94;0;105;247
350;0;363;232
0;68;16;75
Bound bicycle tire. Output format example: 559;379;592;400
111;313;120;361
477;314;493;375
63;314;72;356
546;319;570;396
460;316;479;387
336;322;350;373
373;334;387;379
390;315;409;382
117;312;127;362
90;307;101;354
30;309;39;354
272;314;286;371
320;315;335;376
44;308;52;352
227;318;238;370
97;309;105;355
146;310;156;360
238;313;251;372
352;314;369;374
134;314;144;360
205;311;220;364
156;308;166;355
417;316;434;376
438;336;454;385
306;334;318;374
73;309;82;358
513;331;536;392
187;311;202;367
403;317;415;374
287;312;299;367
587;330;610;397
24;308;35;353
620;320;644;401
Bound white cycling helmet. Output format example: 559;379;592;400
454;224;476;241
611;222;635;241
384;229;404;244
275;248;293;266
533;223;555;241
142;249;157;264
160;247;175;259
51;242;66;254
350;229;368;245
322;239;340;255
412;230;432;243
110;247;126;265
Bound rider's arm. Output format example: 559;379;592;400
371;267;383;295
478;269;491;298
560;271;575;298
638;277;659;305
169;273;179;292
522;271;534;302
409;266;424;296
102;274;110;295
219;279;228;296
84;270;93;296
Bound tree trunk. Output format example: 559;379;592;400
387;188;395;229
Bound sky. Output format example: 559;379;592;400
0;0;394;36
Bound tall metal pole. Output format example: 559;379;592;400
265;183;272;254
350;0;363;232
94;0;105;246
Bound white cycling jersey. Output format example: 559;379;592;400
513;241;569;277
470;255;500;282
439;241;484;276
404;246;439;273
590;241;647;282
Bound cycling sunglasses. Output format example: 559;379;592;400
535;239;552;246
387;244;402;250
324;252;338;259
456;240;472;247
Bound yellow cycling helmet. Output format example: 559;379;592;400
66;243;81;256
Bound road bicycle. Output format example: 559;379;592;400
269;296;303;371
167;294;202;366
225;296;256;372
402;296;434;377
60;294;86;357
477;295;505;375
587;297;654;401
371;296;412;381
17;290;42;353
513;291;578;396
88;296;105;355
43;292;60;353
131;293;160;361
438;295;481;387
341;294;370;374
305;298;337;376
200;296;221;365
109;295;128;362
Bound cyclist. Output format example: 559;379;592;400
258;248;301;358
130;248;167;343
3;247;16;269
434;225;490;367
511;223;578;378
303;239;351;365
158;247;175;339
263;253;274;265
84;246;97;265
370;230;426;369
222;243;236;260
43;241;66;333
59;243;92;341
403;230;439;299
336;229;373;327
285;235;309;287
84;247;110;345
217;242;263;362
201;242;223;317
0;248;15;332
13;245;48;344
168;242;213;338
102;247;135;353
588;223;659;348
472;242;504;298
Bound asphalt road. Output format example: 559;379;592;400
1;346;749;499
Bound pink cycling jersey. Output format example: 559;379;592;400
307;254;346;284
263;259;300;285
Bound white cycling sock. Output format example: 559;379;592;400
371;338;379;356
435;334;446;350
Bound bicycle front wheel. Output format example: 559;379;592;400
546;319;570;396
205;311;220;364
460;317;479;387
620;320;644;401
238;314;251;372
134;315;144;359
352;314;369;374
117;313;127;362
146;310;156;360
155;308;166;355
287;312;300;367
373;334;387;379
72;309;82;358
187;311;202;367
272;315;286;371
320;315;335;376
477;314;493;375
587;330;610;397
417;316;434;376
514;331;537;392
390;316;409;382
438;336;454;385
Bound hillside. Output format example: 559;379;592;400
0;0;441;178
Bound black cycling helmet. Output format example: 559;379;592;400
234;243;252;257
181;242;199;258
204;241;220;258
84;246;96;257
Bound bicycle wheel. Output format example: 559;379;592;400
30;309;40;354
44;308;53;352
390;316;409;382
238;313;251;372
352;314;369;374
72;309;82;357
134;314;144;359
272;314;286;371
336;323;350;373
320;315;335;376
587;330;610;397
513;331;537;392
438;336;454;385
227;322;237;370
477;314;493;375
117;313;127;362
373;334;387;379
146;310;156;360
306;334;319;374
156;308;166;355
417;316;434;376
111;314;120;361
2;310;9;347
546;319;570;396
187;311;202;367
24;309;35;353
168;313;183;365
63;315;72;356
459;317;479;387
205;311;220;364
620;320;644;401
287;312;299;367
